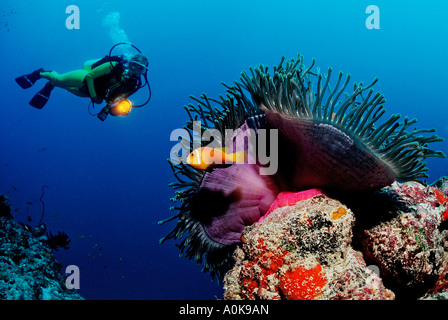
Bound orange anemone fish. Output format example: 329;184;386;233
186;147;246;171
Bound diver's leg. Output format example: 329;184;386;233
30;70;89;109
40;70;88;89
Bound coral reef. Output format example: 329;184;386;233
0;199;83;300
162;54;445;280
423;259;448;300
361;180;448;299
224;178;448;300
224;194;394;299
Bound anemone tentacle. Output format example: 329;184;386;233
161;54;446;281
237;54;445;181
160;89;263;280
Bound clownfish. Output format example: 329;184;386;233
186;147;246;171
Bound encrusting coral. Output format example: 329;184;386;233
223;177;448;300
223;193;395;300
361;180;448;299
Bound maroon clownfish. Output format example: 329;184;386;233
186;147;246;171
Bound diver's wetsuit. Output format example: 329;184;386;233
39;57;140;103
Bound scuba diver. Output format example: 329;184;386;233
15;43;151;121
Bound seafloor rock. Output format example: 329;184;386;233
224;179;448;300
0;200;83;300
223;194;395;300
361;181;448;298
422;259;448;300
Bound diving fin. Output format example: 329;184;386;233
15;68;45;89
29;81;54;109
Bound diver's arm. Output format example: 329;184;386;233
84;61;118;100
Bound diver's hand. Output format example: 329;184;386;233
91;96;103;104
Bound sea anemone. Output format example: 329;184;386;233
160;54;445;281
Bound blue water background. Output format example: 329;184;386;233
0;0;447;299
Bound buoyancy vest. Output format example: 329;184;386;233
90;55;142;102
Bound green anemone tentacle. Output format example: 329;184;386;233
238;54;445;181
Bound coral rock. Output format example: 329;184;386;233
362;181;447;296
0;215;83;300
224;194;394;300
422;259;448;299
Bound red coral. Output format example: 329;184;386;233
238;238;290;299
280;264;327;300
433;188;448;221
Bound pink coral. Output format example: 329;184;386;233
258;189;324;223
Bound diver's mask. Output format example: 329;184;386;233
122;60;146;82
129;59;148;76
98;97;133;121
